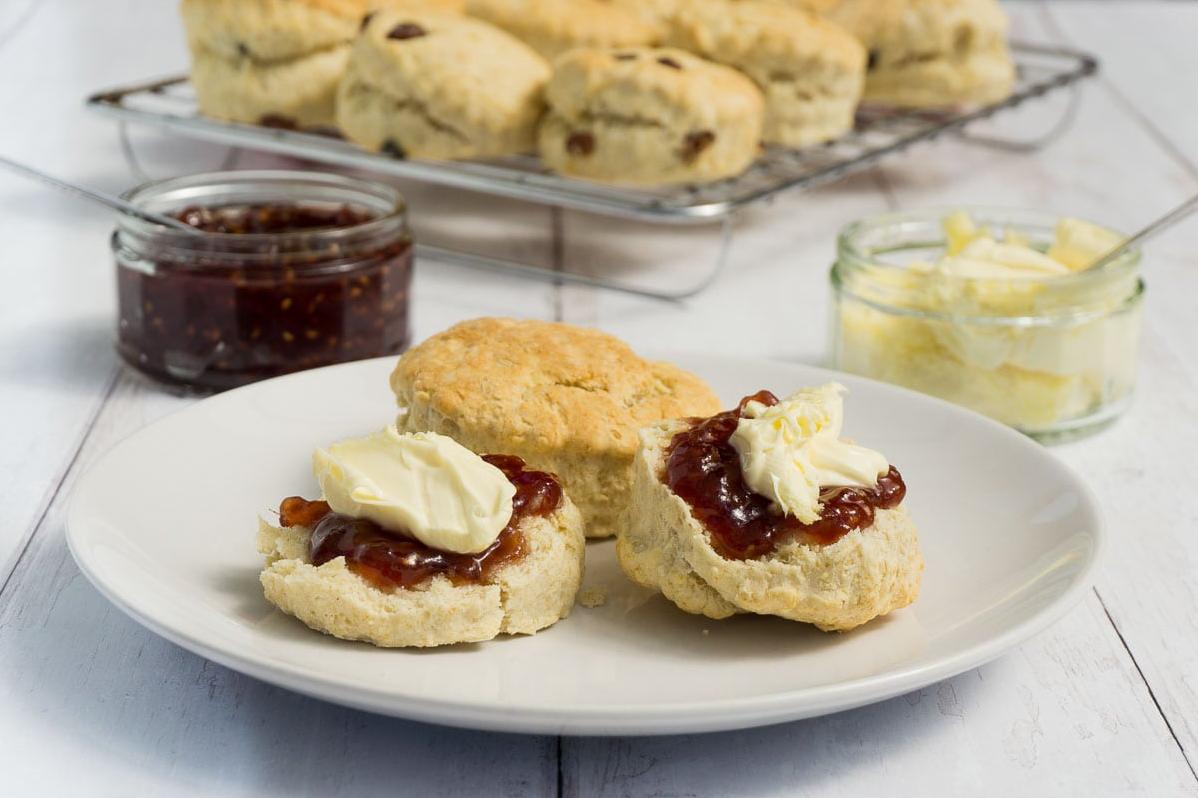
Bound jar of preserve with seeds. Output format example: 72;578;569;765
113;170;412;390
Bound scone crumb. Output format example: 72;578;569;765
702;628;710;636
578;586;608;608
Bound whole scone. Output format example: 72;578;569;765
539;47;764;185
820;0;1015;107
181;0;367;127
617;419;923;631
465;0;658;59
390;318;722;539
664;0;865;148
258;493;585;647
336;9;550;159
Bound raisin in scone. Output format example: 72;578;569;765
181;0;369;127
539;48;764;185
390;318;722;539
336;9;549;159
465;0;658;59
820;0;1015;107
617;385;923;631
259;429;585;648
665;0;865;148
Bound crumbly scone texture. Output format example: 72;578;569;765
258;494;585;647
617;420;924;631
538;47;764;185
465;0;658;59
181;0;368;62
821;0;1015;107
190;45;350;127
664;0;865;148
390;317;722;539
336;9;549;159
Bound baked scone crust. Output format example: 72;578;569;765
821;0;1015;107
181;0;367;62
390;318;722;539
190;45;350;127
336;9;549;159
258;494;585;647
538;47;764;185
665;0;865;148
617;419;924;631
465;0;658;59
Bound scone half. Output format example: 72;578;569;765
618;419;923;631
259;491;585;647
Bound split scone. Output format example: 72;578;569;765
539;47;764;185
336;9;550;159
180;0;369;128
259;427;585;647
465;0;658;60
820;0;1015;107
618;384;922;631
390;318;722;539
664;0;865;148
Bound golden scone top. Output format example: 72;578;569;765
668;0;866;74
545;47;765;129
390;318;722;456
825;0;1009;54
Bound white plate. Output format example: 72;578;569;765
67;355;1103;736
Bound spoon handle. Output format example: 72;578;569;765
1090;191;1198;271
0;155;201;234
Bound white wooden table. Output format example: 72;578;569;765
3;1;1197;795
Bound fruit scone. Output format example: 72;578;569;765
539;47;764;185
258;427;585;647
664;0;866;148
337;8;549;159
181;0;370;127
818;0;1015;107
390;318;722;539
618;383;922;631
465;0;658;60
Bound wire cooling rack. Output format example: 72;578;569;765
87;42;1097;298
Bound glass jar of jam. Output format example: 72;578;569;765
829;207;1144;441
113;170;412;390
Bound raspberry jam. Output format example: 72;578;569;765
113;171;412;391
279;455;562;591
664;391;906;559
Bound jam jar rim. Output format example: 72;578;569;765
833;205;1143;325
115;169;409;266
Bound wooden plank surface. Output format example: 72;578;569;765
3;0;1198;795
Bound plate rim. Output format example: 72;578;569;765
66;355;1107;735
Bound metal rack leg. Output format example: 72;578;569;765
952;81;1083;153
415;214;737;302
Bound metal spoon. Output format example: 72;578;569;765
1087;191;1198;271
0;154;202;234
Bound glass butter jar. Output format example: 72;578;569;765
829;208;1144;441
113;170;412;391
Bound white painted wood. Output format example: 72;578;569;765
3;0;1198;795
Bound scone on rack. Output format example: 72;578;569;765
259;427;585;647
181;0;368;127
539;47;764;186
390;318;722;539
820;0;1016;107
617;384;922;631
336;9;549;159
664;0;865;148
465;0;658;59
